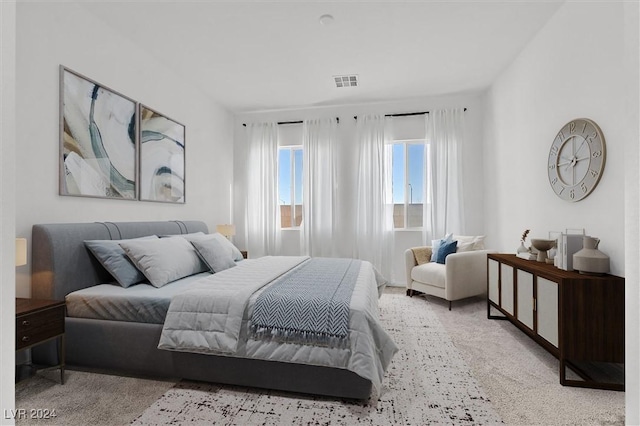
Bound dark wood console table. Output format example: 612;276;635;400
487;253;624;391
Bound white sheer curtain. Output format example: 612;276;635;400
245;122;281;257
301;118;338;257
424;108;465;241
354;115;394;279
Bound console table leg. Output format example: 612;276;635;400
59;335;65;385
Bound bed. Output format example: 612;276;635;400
31;220;397;399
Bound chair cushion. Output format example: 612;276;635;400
411;262;446;289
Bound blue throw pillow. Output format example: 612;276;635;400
430;233;453;262
436;240;458;264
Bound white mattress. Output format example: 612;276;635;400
65;272;212;324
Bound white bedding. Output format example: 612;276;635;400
158;256;398;391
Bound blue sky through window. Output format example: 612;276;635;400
392;142;424;204
278;147;303;205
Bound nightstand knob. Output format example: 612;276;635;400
21;336;30;342
22;320;30;326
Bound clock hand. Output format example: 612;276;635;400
563;157;577;172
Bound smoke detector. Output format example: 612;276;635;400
333;74;358;88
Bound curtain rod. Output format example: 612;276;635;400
353;108;467;120
242;118;339;127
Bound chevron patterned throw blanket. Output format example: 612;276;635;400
250;258;361;348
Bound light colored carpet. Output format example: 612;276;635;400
132;291;502;425
14;289;625;425
14;369;176;425
421;291;625;425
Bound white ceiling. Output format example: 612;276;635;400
80;1;564;113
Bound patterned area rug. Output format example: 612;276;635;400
132;292;502;425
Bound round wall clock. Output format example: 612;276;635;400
547;118;606;202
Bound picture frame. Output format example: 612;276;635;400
59;66;137;200
138;105;186;203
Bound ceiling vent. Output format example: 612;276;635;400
334;74;358;88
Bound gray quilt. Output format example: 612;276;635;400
158;256;399;391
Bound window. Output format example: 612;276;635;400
278;146;303;228
391;140;428;229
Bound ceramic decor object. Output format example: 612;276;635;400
573;236;610;275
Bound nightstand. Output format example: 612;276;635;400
16;298;66;384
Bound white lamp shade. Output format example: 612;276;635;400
216;224;236;238
15;238;27;266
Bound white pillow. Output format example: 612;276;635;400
456;241;477;252
119;236;207;288
454;235;486;251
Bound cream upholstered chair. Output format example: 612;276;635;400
405;235;495;310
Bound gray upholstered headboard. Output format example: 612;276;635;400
32;220;209;300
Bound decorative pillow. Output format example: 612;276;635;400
454;235;486;251
436;240;458;264
84;235;159;288
430;233;453;261
191;238;237;273
456;241;476;252
119;237;207;288
187;233;244;262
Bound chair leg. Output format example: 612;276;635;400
449;301;452;311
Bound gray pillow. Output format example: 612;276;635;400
119;236;208;288
187;233;244;261
84;235;159;288
191;238;237;273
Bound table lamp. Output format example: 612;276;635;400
16;238;27;266
216;224;236;240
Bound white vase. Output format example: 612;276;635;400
573;236;610;275
517;242;528;254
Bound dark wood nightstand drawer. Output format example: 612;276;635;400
16;305;65;350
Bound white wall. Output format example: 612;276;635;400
483;2;625;276
234;94;485;285
484;1;639;422
623;1;640;423
1;1;16;422
15;3;235;297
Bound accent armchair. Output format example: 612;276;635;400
405;238;495;310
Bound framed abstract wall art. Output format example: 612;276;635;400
139;105;185;203
60;66;137;199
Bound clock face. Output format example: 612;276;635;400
547;118;605;202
